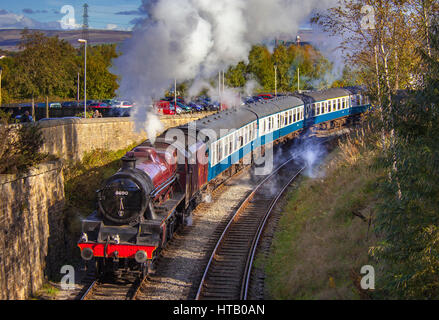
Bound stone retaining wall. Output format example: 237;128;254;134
0;162;65;300
38;113;215;161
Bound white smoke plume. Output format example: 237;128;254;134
291;135;327;178
115;0;336;139
244;79;261;97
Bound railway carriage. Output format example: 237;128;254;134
77;86;371;276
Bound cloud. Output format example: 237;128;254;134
0;10;60;29
115;10;143;15
22;9;48;14
106;24;118;30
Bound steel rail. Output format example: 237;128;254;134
240;167;305;300
195;152;302;300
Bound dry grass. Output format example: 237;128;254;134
264;134;384;300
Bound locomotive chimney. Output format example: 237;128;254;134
122;153;137;170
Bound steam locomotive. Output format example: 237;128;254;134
78;87;370;276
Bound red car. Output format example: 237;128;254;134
89;102;111;108
155;101;176;115
258;94;274;100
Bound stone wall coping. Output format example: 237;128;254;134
34;112;217;129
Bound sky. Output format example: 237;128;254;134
0;0;145;31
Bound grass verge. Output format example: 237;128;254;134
264;139;384;300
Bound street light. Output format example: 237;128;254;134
78;39;87;118
0;66;3;107
0;55;6;107
274;64;277;97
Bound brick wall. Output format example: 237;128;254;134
0;162;65;300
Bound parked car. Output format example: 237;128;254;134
176;102;192;113
155;101;176;115
258;93;274;100
89;102;110;109
112;101;133;108
36;102;62;109
62;101;81;108
187;102;203;112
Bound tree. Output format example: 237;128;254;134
77;44;120;100
225;61;247;88
373;17;439;298
12;30;77;99
314;0;439;299
0;31;121;102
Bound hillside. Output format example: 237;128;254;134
0;29;132;51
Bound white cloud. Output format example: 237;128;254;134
0;10;61;29
106;24;118;30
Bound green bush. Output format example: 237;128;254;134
0;110;48;174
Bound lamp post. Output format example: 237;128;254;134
274;64;277;97
0;66;2;107
0;55;5;107
78;39;87;118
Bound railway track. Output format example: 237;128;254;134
80;273;145;300
195;153;306;300
78;136;332;301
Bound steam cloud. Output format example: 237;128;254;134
115;0;336;139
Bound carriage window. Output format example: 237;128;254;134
217;142;221;162
211;144;216;166
229;136;233;154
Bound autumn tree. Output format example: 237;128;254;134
314;0;439;298
77;44;120;100
0;31;121;103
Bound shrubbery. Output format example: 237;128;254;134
0;110;47;174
